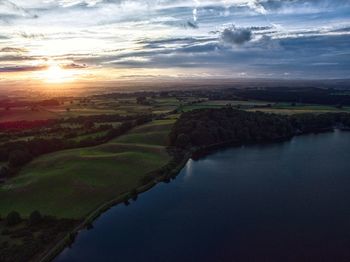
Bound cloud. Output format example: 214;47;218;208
0;47;27;53
62;63;87;69
187;21;198;29
0;0;38;20
19;32;44;39
221;27;253;45
0;65;47;73
57;0;104;7
0;0;349;79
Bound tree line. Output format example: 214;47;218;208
0;210;78;262
169;108;350;149
234;88;350;106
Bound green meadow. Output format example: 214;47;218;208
0;119;176;219
113;119;176;146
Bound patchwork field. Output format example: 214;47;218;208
0;119;176;219
2;94;347;220
0;108;60;123
0;97;177;123
181;100;270;112
180;100;350;114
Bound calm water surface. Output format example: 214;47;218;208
56;131;350;262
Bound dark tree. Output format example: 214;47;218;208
29;211;42;226
169;108;350;149
136;96;147;104
6;211;22;226
175;133;191;148
0;166;10;179
84;121;95;129
8;150;32;168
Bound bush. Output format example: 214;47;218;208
2;229;10;235
6;211;21;226
0;166;10;178
130;189;138;201
175;133;191;148
28;211;42;226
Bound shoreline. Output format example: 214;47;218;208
37;153;190;262
192;127;336;160
37;127;348;262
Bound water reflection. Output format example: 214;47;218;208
183;158;194;181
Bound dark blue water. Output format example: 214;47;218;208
56;131;350;262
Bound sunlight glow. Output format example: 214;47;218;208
43;64;73;83
40;62;77;83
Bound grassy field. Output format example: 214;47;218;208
181;100;270;112
0;97;176;123
0;108;60;123
180;100;350;114
113;119;176;146
0;119;176;219
72;131;109;142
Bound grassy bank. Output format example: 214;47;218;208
0;119;176;219
37;151;190;262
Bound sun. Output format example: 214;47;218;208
41;63;76;83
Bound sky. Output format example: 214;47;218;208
0;0;349;86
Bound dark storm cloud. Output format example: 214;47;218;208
221;27;253;45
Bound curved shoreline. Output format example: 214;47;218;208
38;128;349;262
37;154;190;262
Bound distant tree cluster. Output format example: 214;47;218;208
170;108;294;148
234;88;350;106
169;108;350;149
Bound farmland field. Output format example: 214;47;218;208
0;108;60;123
0;119;175;219
180;100;350;114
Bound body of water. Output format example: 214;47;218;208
56;131;350;262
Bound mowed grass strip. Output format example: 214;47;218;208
0;119;176;219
